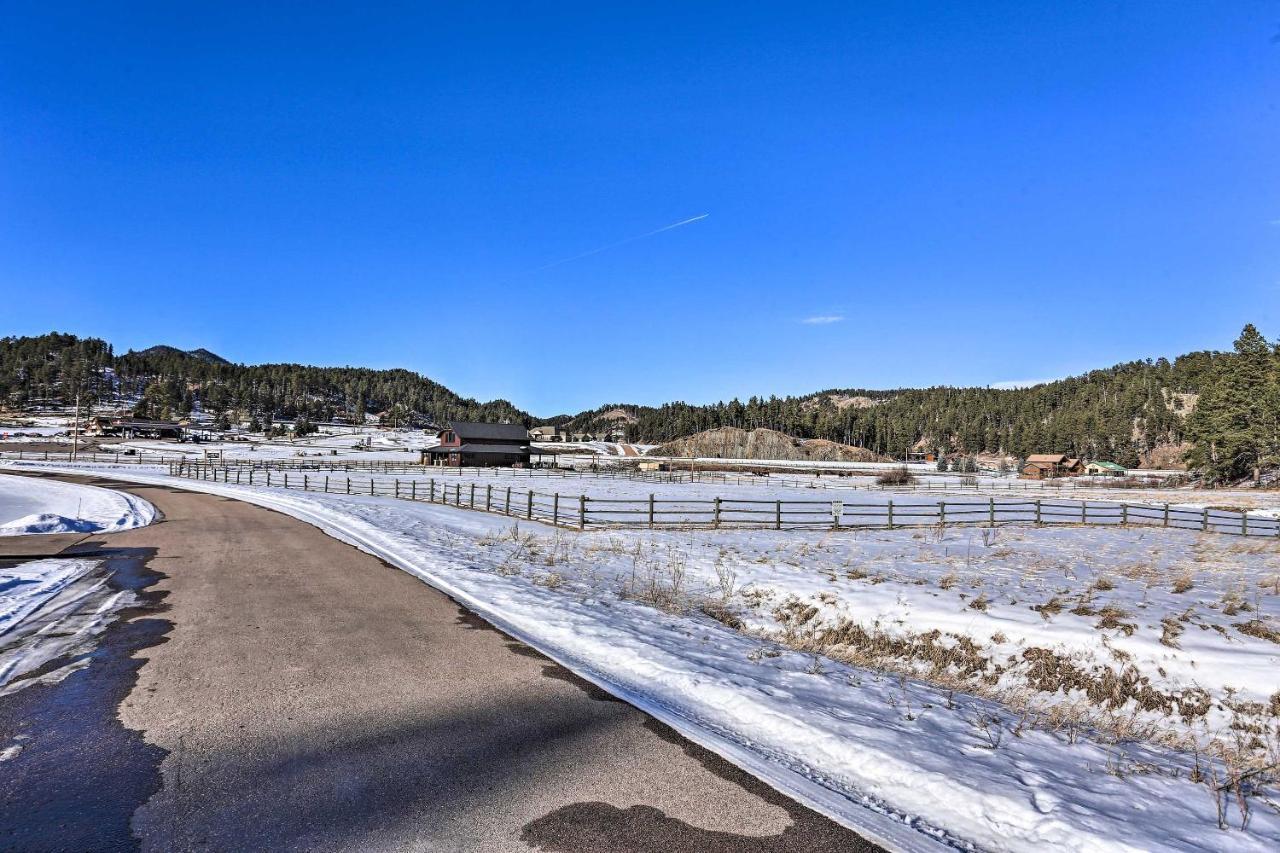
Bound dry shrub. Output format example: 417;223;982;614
1032;596;1064;620
700;602;745;630
1236;620;1280;644
1096;606;1136;635
876;466;914;486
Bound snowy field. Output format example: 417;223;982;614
0;473;157;536
5;459;1278;851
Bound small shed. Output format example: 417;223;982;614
1085;460;1127;477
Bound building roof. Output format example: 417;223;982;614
115;419;182;430
426;443;531;455
445;421;529;441
1022;461;1055;470
1087;460;1127;471
1026;453;1068;464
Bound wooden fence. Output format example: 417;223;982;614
162;462;1280;537
0;449;1200;496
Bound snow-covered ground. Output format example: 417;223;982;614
0;473;157;536
4;459;1277;851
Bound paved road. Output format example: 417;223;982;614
0;473;880;852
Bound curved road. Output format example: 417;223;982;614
0;473;880;852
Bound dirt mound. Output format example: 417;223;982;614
648;427;888;463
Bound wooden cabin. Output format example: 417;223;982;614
422;421;532;467
1021;453;1084;479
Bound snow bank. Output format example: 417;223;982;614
0;474;156;536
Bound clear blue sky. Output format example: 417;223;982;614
3;3;1278;415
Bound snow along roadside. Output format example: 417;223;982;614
10;464;1276;852
0;472;157;536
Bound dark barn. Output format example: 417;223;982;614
423;421;531;467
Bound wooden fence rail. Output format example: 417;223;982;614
0;450;1205;496
160;462;1280;538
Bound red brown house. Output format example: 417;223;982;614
423;421;532;467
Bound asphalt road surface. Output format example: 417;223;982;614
0;473;881;852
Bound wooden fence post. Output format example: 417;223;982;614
1034;500;1042;526
369;478;374;496
553;493;560;526
486;484;492;512
346;477;351;495
429;479;435;502
648;494;655;529
887;499;894;530
775;500;782;530
505;486;512;515
1121;503;1128;526
325;475;330;493
1202;507;1209;532
1163;503;1169;528
394;479;399;499
579;495;586;530
304;474;309;492
988;497;995;526
527;490;534;520
713;497;721;528
939;500;946;526
1242;512;1249;536
411;480;416;501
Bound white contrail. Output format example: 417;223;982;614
535;213;709;271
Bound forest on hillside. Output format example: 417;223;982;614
0;334;527;430
567;354;1216;468
2;327;1277;482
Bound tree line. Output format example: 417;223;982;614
0;335;527;430
1;327;1274;483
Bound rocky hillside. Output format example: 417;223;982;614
648;427;889;463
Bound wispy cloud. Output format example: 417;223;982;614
534;213;709;272
800;315;844;325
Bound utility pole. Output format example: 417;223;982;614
72;388;80;461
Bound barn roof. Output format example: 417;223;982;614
1026;453;1068;464
1088;460;1127;471
425;443;530;455
445;421;529;441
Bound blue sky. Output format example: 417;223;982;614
3;3;1278;414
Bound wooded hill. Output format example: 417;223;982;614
3;327;1276;483
0;333;527;429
